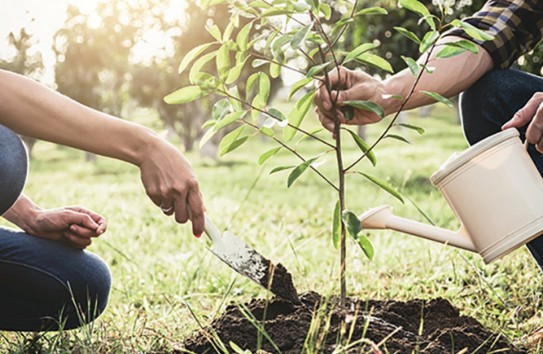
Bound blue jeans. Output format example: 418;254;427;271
460;68;543;269
0;125;111;331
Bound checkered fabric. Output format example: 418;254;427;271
446;0;543;68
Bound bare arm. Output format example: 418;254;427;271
0;70;205;235
315;36;494;130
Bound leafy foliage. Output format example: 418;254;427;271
165;0;482;301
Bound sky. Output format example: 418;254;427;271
0;0;186;85
0;0;103;84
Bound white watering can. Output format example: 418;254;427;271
359;129;543;263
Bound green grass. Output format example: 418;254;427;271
2;104;543;353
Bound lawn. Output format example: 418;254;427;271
2;104;543;353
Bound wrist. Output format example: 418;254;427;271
123;124;162;166
379;78;405;117
3;195;42;233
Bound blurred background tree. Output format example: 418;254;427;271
0;25;44;155
2;0;542;160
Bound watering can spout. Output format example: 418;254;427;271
358;206;477;253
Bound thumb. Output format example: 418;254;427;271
502;111;530;130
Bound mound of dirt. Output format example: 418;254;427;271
183;292;527;354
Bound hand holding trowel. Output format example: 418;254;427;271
203;214;300;304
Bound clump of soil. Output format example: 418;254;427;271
183;292;527;354
259;262;300;304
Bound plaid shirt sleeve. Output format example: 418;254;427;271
445;0;543;69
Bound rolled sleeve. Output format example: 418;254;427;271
445;0;543;69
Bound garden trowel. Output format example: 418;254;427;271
204;214;300;304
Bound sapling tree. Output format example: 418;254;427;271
165;0;492;306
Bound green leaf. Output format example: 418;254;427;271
189;51;217;84
202;119;216;129
393;26;421;44
436;45;467;59
306;62;331;78
284;90;316;141
199;128;217;149
344;43;378;64
219;126;248;156
164;86;207;105
420;91;453;108
178;43;214;75
355;7;388;16
258;72;271;105
343;100;385;119
452;20;494;41
332;200;341;249
320;3;332;19
385;134;410;144
268;108;287;121
259;126;274;137
401;55;420;76
343;128;377;166
356;53;393;73
288;77;313;100
291;23;312;49
436;39;478;59
270;165;295;174
341;106;354;120
287;157;317;188
215;110;245;131
222;20;236;42
419;30;439;53
358;234;374;260
236;22;253;51
212;98;231;120
249;0;271;8
399;0;430;17
246;72;259;97
258;147;281;165
342;210;361;238
357;172;404;203
216;44;231;81
226;58;247;84
262;7;293;17
270;62;281;79
206;24;222;41
272;34;291;60
228;86;242;111
251;59;267;68
396;123;425;134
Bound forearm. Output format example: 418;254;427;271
0;70;159;166
381;36;494;115
2;194;40;232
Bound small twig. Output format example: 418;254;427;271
242;118;339;192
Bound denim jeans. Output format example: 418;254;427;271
460;68;543;269
0;125;111;331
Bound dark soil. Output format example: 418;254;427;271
183;292;527;354
259;262;300;304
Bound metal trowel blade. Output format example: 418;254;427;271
205;216;299;303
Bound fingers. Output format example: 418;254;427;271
503;93;543;151
63;230;92;249
187;188;205;236
65;206;107;234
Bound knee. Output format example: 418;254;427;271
64;253;112;329
460;70;510;145
0;125;28;215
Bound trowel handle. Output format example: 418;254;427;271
204;214;222;243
